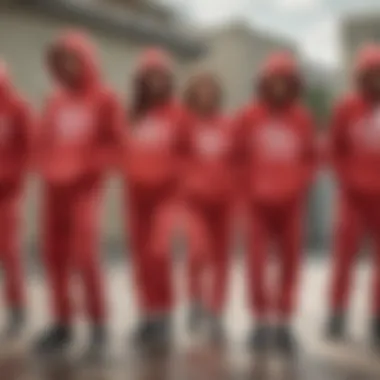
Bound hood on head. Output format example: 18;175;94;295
355;44;380;76
354;44;380;99
135;47;173;77
47;29;99;90
257;51;301;104
260;51;299;80
130;47;174;121
184;71;222;113
0;60;12;102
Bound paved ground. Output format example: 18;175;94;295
0;258;379;380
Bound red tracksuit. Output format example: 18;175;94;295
181;112;236;314
0;63;33;310
329;90;380;315
121;99;185;314
237;55;317;319
38;31;122;324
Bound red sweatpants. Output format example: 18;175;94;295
329;192;380;316
127;185;174;315
42;179;105;324
186;201;231;314
0;185;25;309
329;192;363;314
247;200;304;320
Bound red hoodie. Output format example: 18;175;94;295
38;30;122;185
330;45;380;195
236;52;317;203
181;112;237;204
121;48;185;192
0;61;34;185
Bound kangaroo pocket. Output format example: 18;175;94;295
124;150;176;188
41;145;90;185
184;163;233;203
0;153;24;182
344;160;380;195
250;164;306;202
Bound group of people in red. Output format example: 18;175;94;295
1;27;380;359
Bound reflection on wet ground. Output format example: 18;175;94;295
1;340;380;380
0;259;379;379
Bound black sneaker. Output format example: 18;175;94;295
150;317;172;349
188;302;204;333
371;317;380;350
4;308;25;339
274;326;297;356
133;320;156;347
34;325;72;354
208;315;225;345
326;314;346;341
82;325;107;362
247;325;270;353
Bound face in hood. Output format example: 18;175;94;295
184;72;222;116
258;51;301;106
131;47;174;120
0;61;12;103
134;47;173;99
355;44;380;100
47;30;99;91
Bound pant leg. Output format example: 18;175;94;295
185;204;210;303
329;193;363;314
127;192;152;314
207;205;232;315
187;249;204;304
372;235;380;317
275;201;304;320
147;197;176;313
127;189;174;314
72;182;106;324
42;185;73;324
247;205;271;319
0;191;25;309
361;197;380;317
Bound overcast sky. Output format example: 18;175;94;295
162;0;380;68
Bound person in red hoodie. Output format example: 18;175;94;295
0;61;34;337
180;72;235;342
235;52;317;354
326;44;380;347
120;48;183;348
35;30;122;357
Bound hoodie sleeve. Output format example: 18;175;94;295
34;96;55;172
175;107;192;162
14;98;36;170
328;100;349;183
97;89;125;171
299;108;319;186
231;107;250;193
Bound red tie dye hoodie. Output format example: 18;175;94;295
329;44;380;195
38;30;123;185
235;52;318;203
121;48;185;192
